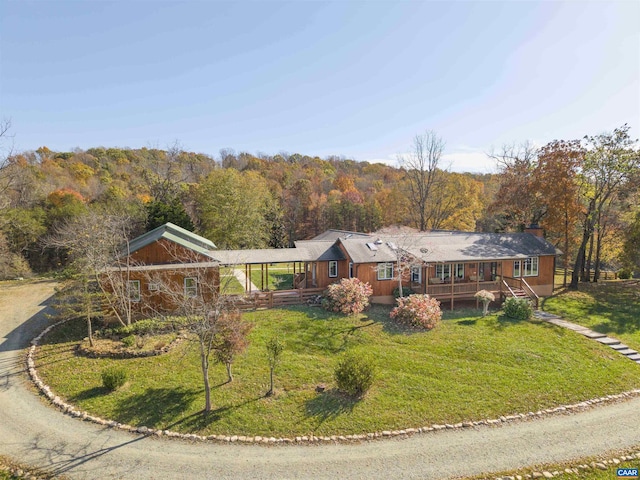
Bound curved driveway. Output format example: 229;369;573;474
1;282;640;479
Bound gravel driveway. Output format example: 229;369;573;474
1;281;640;479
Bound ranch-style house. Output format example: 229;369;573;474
119;222;560;312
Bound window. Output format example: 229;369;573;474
435;263;464;280
349;262;354;278
127;280;141;302
454;263;465;279
328;260;338;278
184;277;198;297
435;264;451;280
377;262;394;280
514;257;538;277
148;282;160;291
411;265;421;283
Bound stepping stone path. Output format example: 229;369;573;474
534;311;640;365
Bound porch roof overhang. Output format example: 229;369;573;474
212;243;346;265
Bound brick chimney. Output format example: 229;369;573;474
524;223;544;237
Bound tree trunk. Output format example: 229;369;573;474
200;343;211;411
563;209;569;288
86;313;94;348
570;228;591;290
571;200;595;290
226;362;233;383
593;210;606;283
267;367;274;396
584;228;595;282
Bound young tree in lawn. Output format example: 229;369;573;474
145;245;248;411
212;311;252;383
265;336;284;397
54;276;106;347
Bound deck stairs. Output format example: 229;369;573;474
502;278;539;308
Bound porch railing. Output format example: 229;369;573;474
224;288;325;310
502;276;539;308
425;280;500;298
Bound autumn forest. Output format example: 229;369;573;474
0;122;638;287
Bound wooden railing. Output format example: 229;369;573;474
426;280;500;298
224;288;325;311
502;276;539;308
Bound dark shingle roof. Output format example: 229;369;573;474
379;231;560;263
294;240;347;261
338;238;397;263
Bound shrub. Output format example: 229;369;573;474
502;297;533;320
618;268;633;280
322;278;373;315
390;294;442;330
121;335;136;348
102;366;127;391
392;286;413;298
334;352;375;397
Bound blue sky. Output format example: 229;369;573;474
1;1;638;173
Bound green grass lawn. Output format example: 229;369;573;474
543;280;640;351
35;304;640;438
249;265;296;291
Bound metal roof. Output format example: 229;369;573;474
212;248;314;265
127;223;217;259
310;229;373;241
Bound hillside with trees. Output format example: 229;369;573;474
0;124;638;287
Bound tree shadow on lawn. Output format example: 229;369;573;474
304;389;358;430
166;394;265;432
110;386;200;428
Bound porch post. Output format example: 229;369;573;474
450;264;454;310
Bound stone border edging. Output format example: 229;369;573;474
27;319;640;446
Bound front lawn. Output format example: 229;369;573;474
35;305;640;437
543;280;640;351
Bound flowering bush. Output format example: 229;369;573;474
474;289;495;317
390;294;442;330
322;278;373;315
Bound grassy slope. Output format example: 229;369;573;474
35;303;640;437
543;280;640;351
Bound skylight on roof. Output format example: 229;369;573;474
366;242;378;251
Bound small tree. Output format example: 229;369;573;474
322;278;373;315
474;289;495;317
212;310;252;383
265;336;284;397
54;276;106;347
390;294;442;330
46;209;141;326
